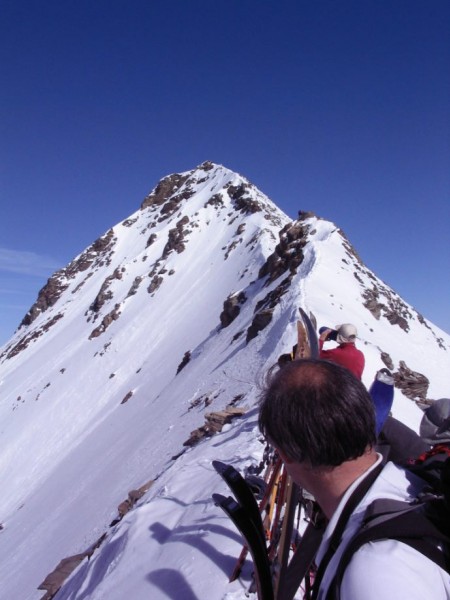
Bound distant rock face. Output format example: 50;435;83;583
362;286;412;332
162;216;190;257
220;292;247;328
89;268;123;316
140;172;191;212
246;219;311;342
258;220;310;284
19;229;117;332
394;360;430;401
225;182;263;214
19;275;69;328
380;352;394;370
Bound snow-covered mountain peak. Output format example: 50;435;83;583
1;161;289;365
0;164;448;600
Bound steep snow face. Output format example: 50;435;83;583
0;162;449;600
0;161;293;599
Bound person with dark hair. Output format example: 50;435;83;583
258;359;450;600
319;323;365;379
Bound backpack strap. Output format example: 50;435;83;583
328;498;450;600
309;462;384;600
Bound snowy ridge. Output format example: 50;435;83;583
0;162;448;600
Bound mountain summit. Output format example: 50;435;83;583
0;162;448;600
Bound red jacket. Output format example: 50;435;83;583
319;340;365;379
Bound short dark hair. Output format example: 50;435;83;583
258;359;376;467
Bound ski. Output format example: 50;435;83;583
213;493;274;600
230;458;281;582
298;308;319;358
212;460;266;547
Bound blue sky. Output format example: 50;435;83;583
1;0;449;344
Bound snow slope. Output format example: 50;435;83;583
0;162;448;600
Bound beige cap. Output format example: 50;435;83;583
336;323;357;343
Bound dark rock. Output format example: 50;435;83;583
140;173;190;210
380;352;394;370
89;268;123;315
38;534;107;600
226;182;262;214
20;229;116;329
89;305;121;339
162;218;189;257
220;292;247;328
176;351;191;374
146;233;157;248
246;309;274;343
183;407;246;447
126;276;143;297
393;360;429;401
120;391;133;404
204;193;224;208
148;275;164;294
258;221;308;284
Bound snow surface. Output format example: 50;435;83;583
0;162;449;600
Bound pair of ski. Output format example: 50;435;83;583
213;308;324;600
212;459;325;600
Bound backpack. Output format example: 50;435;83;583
323;445;450;599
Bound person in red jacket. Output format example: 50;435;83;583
319;323;365;379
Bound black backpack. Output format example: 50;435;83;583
312;446;450;600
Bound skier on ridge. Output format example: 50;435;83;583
319;323;365;379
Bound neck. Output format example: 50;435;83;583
291;449;378;519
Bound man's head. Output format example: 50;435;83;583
336;323;357;344
258;359;376;468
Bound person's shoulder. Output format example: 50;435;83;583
341;539;448;600
360;461;425;507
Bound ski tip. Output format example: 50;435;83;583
211;492;227;505
212;460;235;476
212;459;226;470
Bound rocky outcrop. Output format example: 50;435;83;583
183;407;246;447
38;534;106;600
89;304;121;339
140;173;191;211
162;216;190;257
19;230;116;331
204;193;224;209
393;360;429;401
244;219;310;343
120;391;133;404
146;233;157;248
220;291;247;328
3;314;64;360
126;276;143;297
19;275;69;328
148;275;164;294
246;309;274;343
362;288;384;320
88;268;123;316
225;182;263;214
380;352;394;370
362;286;411;332
176;351;191;374
258;220;308;285
112;480;155;524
